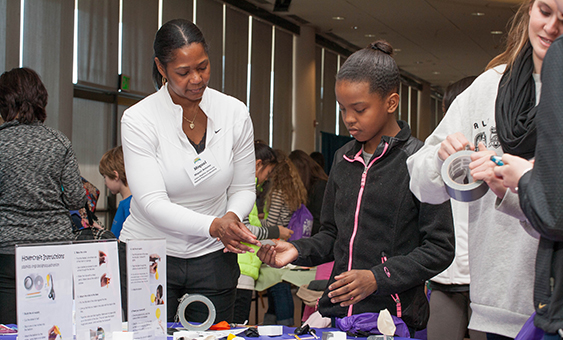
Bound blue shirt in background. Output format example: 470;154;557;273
111;195;132;238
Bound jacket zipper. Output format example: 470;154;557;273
381;252;402;318
344;143;389;316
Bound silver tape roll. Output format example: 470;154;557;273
441;150;489;202
177;293;216;331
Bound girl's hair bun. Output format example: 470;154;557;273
369;40;393;56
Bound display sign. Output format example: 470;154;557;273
16;244;74;340
73;240;122;340
126;239;167;340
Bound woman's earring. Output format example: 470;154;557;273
162;77;167;86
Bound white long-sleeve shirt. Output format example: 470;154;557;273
407;65;540;338
119;85;256;259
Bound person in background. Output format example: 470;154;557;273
0;67;86;323
262;151;308;326
309;151;325;171
119;19;259;323
234;141;290;324
407;1;563;338
258;40;454;336
289;150;328;236
426;75;486;340
99;146;131;239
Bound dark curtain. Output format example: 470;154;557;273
321;131;353;175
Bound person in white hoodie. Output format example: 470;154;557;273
426;76;486;340
407;0;563;338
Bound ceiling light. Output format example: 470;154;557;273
491;30;503;35
332;16;345;20
393;49;402;53
433;71;441;75
365;34;376;38
471;12;485;16
351;26;358;30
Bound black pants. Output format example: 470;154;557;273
233;288;253;324
167;250;239;323
0;254;16;324
118;241;128;320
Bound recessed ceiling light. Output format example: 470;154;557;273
351;26;358;30
433;71;441;75
332;16;345;20
394;48;402;53
365;34;376;38
491;30;503;35
471;12;485;16
415;61;423;64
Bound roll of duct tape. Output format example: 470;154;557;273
177;294;216;331
441;150;489;202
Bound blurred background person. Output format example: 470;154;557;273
0;67;86;323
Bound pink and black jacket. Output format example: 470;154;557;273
291;121;455;330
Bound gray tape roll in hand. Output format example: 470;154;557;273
441;150;489;202
177;293;216;331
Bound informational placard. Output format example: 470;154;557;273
126;239;166;340
73;240;122;340
16;243;74;340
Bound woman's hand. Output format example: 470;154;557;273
210;212;260;253
256;240;298;268
469;142;506;198
493;154;534;193
328;270;377;307
438;132;474;161
278;225;294;241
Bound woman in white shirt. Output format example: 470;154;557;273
119;19;259;323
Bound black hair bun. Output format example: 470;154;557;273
369;40;393;56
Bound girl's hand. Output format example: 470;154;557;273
438;132;474;161
256;240;298;268
278;225;294;241
493;154;534;193
210;215;260;254
469;142;506;198
328;270;377;307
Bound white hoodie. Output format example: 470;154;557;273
407;65;540;338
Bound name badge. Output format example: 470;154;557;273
186;149;220;186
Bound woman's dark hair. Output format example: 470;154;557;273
255;140;277;166
309;151;325;170
336;40;399;97
152;19;209;90
443;76;477;114
0;67;48;124
289;150;328;193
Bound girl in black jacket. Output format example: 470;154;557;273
257;40;455;335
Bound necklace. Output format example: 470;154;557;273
182;110;198;130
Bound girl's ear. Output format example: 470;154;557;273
387;93;400;113
113;170;120;181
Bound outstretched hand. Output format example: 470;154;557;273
210;212;260;253
256;240;298;268
328;270;377;307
